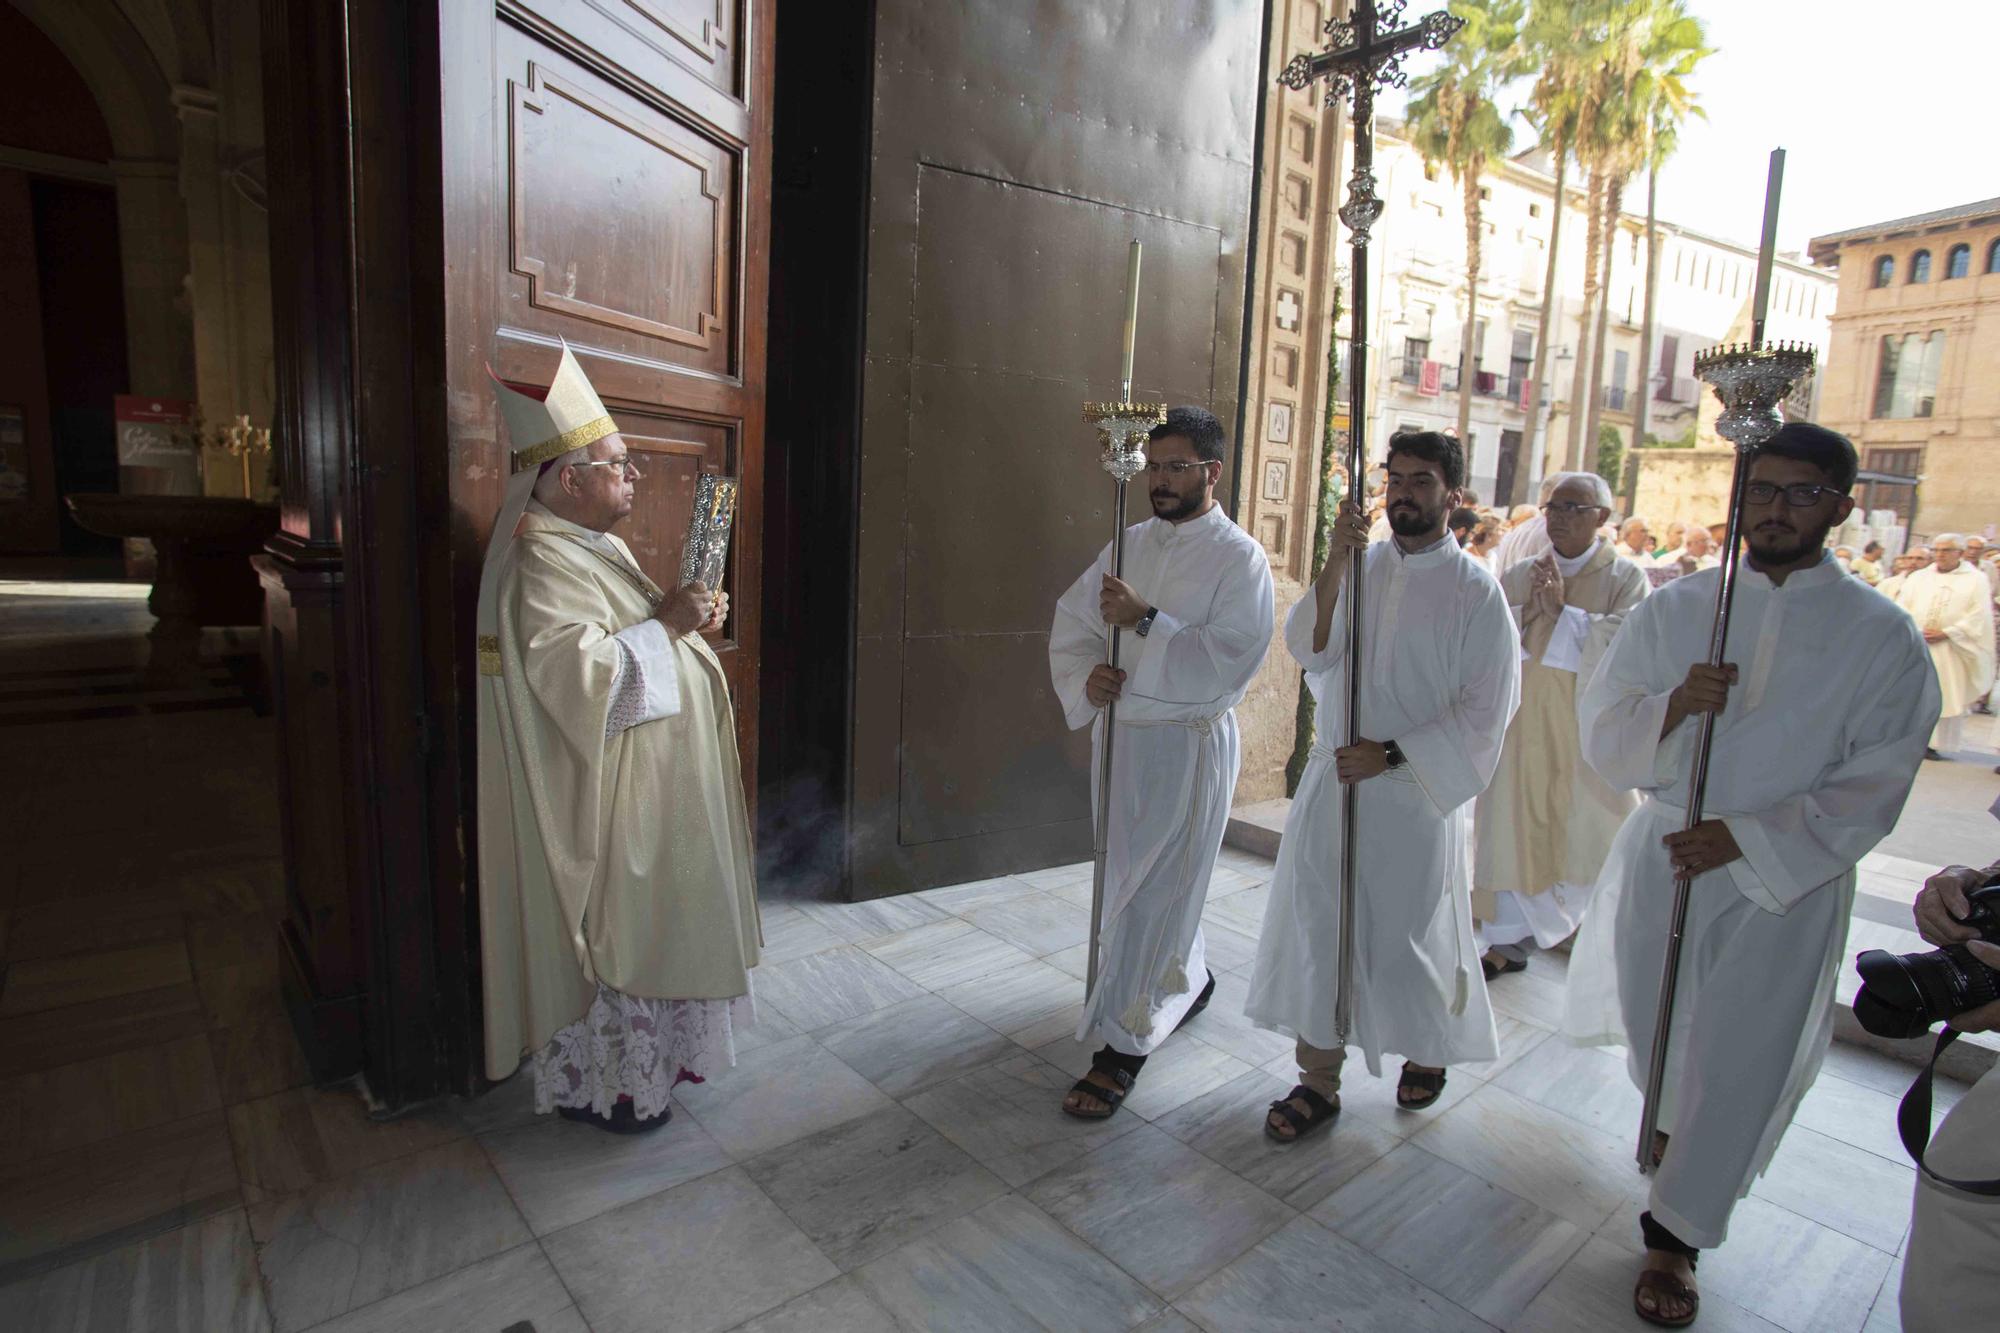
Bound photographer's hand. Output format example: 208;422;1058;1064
1914;866;1985;947
1954;942;2000;1033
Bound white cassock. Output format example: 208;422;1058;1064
1050;505;1274;1054
1474;541;1648;951
1617;542;1658;569
1890;563;1996;750
1245;537;1521;1071
1565;554;1937;1248
1492;513;1552;577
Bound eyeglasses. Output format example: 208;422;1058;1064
570;457;644;480
1542;501;1606;517
1143;460;1213;477
1745;481;1840;507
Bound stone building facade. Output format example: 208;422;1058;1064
1809;198;2000;541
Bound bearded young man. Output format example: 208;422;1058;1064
1048;405;1274;1118
1246;430;1520;1139
1562;423;1937;1326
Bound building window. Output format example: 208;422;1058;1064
1872;255;1894;287
1862;448;1921;525
1873;331;1944;419
1508;328;1534;403
1946;244;1971;279
1908;250;1932;283
1989;237;2000;273
1528;202;1541;218
1400;337;1429;384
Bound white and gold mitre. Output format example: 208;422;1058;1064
490;341;617;469
477;341;619;674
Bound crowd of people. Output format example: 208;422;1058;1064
470;343;1982;1333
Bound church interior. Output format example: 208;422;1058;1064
0;2;1961;1329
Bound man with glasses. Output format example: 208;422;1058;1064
1473;471;1649;981
1049;405;1274;1117
1249;430;1519;1138
1889;532;1996;760
476;344;757;1134
1563;423;1937;1324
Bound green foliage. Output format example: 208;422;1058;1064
1643;421;1697;449
1595;423;1627;492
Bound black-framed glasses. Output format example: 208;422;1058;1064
1542;501;1605;517
1745;481;1840;507
570;457;644;480
1144;460;1213;477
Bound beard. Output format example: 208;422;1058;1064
1745;510;1836;566
1387;497;1445;537
1151;486;1204;521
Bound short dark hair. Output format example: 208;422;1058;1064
1864;540;1883;556
1751;422;1858;493
1151;405;1227;464
1384;429;1466;491
1448;506;1479;533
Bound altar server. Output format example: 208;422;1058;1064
1049;406;1274;1117
1474;471;1648;975
1889;532;1995;759
478;343;759;1133
1563;424;1935;1323
1247;430;1519;1139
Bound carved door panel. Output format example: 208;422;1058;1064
442;0;770;795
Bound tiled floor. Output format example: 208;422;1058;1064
0;579;1970;1331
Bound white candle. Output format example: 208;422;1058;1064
1120;241;1142;396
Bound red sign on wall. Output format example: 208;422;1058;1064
1518;375;1534;412
114;395;195;467
1418;360;1441;396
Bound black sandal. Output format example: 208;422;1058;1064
1264;1084;1340;1142
1062;1047;1145;1120
1397;1063;1447;1109
558;1101;672;1134
1480;952;1527;981
1634;1212;1700;1327
1177;970;1218;1028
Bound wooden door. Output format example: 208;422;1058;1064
1495;428;1522;509
441;0;770;793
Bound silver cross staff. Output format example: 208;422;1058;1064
1637;150;1816;1175
1081;241;1166;997
1278;0;1465;1044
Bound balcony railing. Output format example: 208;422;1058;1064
1601;384;1629;412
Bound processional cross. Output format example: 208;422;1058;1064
1278;0;1464;1042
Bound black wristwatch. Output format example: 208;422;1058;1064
1382;739;1406;770
1134;606;1160;637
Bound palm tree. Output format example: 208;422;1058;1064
1407;1;1527;455
1627;4;1711;452
1521;0;1592;495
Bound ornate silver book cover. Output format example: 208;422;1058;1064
680;474;738;592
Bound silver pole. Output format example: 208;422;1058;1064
1087;475;1130;997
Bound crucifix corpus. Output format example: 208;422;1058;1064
1636;149;1815;1174
1278;0;1465;1044
1080;242;1166;996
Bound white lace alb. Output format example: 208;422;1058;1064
531;981;753;1122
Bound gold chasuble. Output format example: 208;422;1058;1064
476;345;759;1082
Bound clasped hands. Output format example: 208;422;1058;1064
1527;553;1566;621
658;581;727;636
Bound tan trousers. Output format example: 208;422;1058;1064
1296;1038;1347;1101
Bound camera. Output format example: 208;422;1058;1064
1853;882;2000;1038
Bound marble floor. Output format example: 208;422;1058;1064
0;580;1970;1331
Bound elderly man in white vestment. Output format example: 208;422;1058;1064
477;344;759;1134
1049;405;1274;1118
1563;424;1937;1324
1473;471;1648;977
1889;533;1995;760
1247;431;1520;1140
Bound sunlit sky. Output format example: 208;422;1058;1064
1385;1;1999;257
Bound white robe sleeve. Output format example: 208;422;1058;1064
1943;575;1998;693
1284;575;1349;675
1395;575;1522;816
604;618;683;737
1125;542;1274;707
1573;562;1650;704
1050;544;1113;731
1721;630;1941;912
1578;596;1687;792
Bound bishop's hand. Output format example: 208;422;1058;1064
1528;553;1565;621
660;582;716;637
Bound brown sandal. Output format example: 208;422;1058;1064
1396;1062;1447;1109
1633;1266;1699;1327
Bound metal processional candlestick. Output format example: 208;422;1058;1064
1278;0;1464;1043
1636;149;1816;1174
1081;242;1165;996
